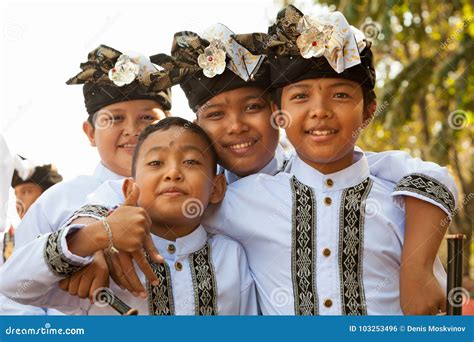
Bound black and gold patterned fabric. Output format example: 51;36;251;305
233;5;376;89
67;45;172;115
150;29;271;112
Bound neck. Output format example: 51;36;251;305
301;149;355;175
150;221;199;241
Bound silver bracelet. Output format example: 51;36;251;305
100;216;119;254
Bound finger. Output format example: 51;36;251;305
132;250;159;286
67;271;83;296
109;252;134;292
59;278;70;292
118;252;146;295
122;181;139;206
77;271;95;299
89;270;110;301
143;234;164;264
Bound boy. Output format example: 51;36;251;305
0;118;257;315
66;23;456;314
4;159;63;262
1;160;63;315
10;45;171;292
200;6;453;314
11;160;63;220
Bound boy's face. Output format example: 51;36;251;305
132;127;225;227
14;183;43;218
279;78;368;172
196;87;279;177
83;99;167;177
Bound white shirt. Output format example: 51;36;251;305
0;134;14;234
202;152;448;315
83;148;458;220
0;225;257;315
0;162;122;316
13;163;123;248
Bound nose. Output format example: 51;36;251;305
308;96;333;120
123;118;141;137
164;163;183;182
226;112;249;135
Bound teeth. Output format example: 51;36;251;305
308;130;337;136
122;144;137;148
229;141;255;149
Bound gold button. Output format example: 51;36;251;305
325;179;334;187
324;197;332;205
324;299;333;308
175;262;183;271
167;244;176;253
322;248;331;257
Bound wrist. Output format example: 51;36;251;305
80;221;110;252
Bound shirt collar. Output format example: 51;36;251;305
93;163;124;183
151;225;208;259
223;144;288;184
289;149;369;191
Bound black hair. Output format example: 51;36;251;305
131;117;218;176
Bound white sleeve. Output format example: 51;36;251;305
14;203;54;249
0;293;49;315
365;150;458;217
0;134;13;234
0;225;92;314
238;247;258;315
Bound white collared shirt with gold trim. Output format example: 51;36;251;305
202;150;455;315
0;225;257;315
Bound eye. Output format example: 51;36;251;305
333;92;350;99
183;159;200;165
290;93;308;101
244;103;263;112
141;114;157;121
204;111;224;120
148;160;163;167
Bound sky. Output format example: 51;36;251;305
0;0;287;180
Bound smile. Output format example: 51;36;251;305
306;129;338;136
227;140;257;150
118;143;137;148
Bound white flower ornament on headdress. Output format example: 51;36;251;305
108;52;157;87
294;11;366;74
197;39;227;78
296;15;334;59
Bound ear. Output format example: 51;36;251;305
209;173;227;204
121;177;136;200
363;100;377;123
82;121;96;147
271;102;279;114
